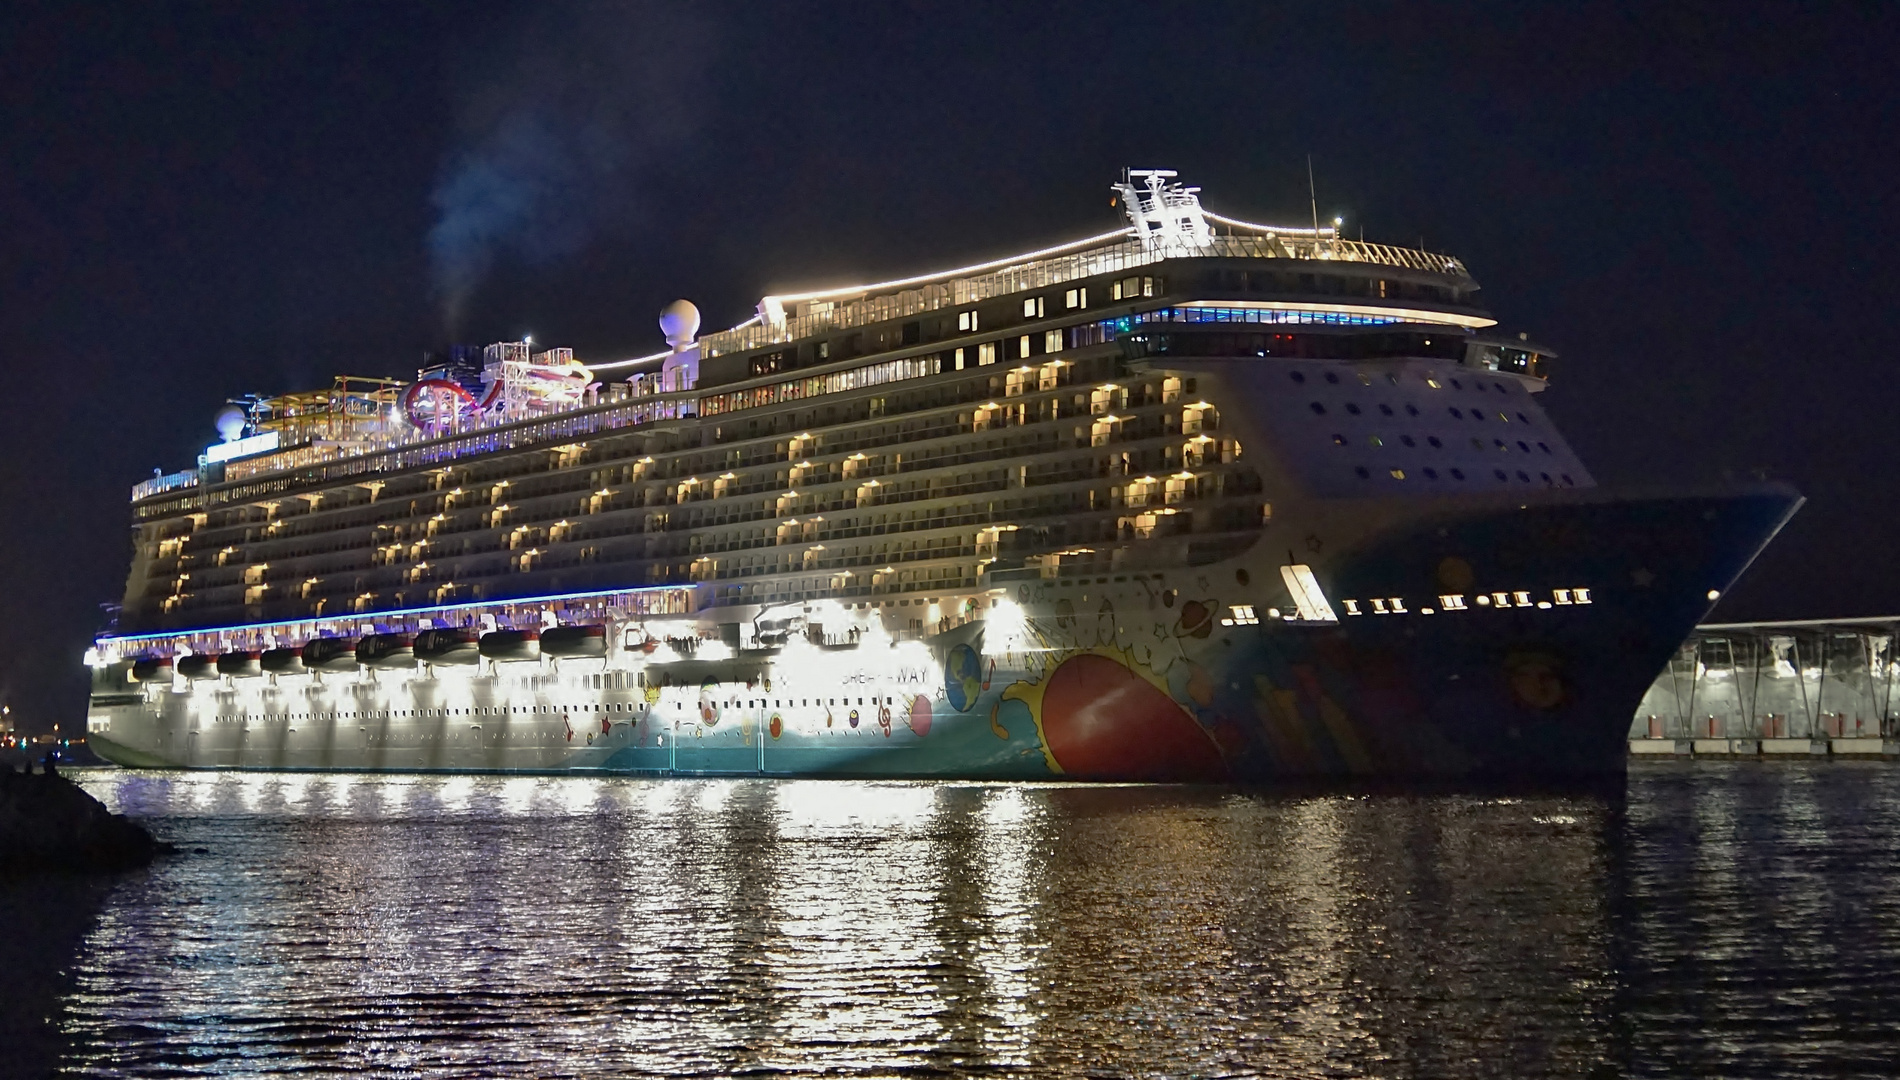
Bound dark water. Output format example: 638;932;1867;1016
11;763;1899;1077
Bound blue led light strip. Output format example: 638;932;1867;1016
100;582;694;645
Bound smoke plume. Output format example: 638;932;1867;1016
428;2;706;332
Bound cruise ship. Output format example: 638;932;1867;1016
83;171;1800;781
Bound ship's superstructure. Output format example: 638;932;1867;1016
85;172;1800;780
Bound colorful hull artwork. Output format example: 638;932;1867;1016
87;486;1798;782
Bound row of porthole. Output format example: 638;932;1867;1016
1290;369;1519;395
1354;465;1576;486
1309;399;1535;426
1333;433;1555;454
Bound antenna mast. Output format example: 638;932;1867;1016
1307;155;1321;237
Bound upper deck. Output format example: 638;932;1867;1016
131;173;1490;514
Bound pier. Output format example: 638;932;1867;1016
1630;617;1900;758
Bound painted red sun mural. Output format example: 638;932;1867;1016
1002;651;1230;781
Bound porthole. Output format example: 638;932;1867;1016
1518;441;1530;452
1538;442;1551;453
1561;473;1575;486
1378;404;1394;416
1346;403;1362;415
1401;435;1416;447
1310;402;1326;415
1427;435;1443;448
1517;470;1531;482
1540;472;1552;483
1368;435;1383;446
1405;404;1419;416
1237;568;1250;585
1519;413;1532;424
1332;433;1348;446
1290;371;1307;384
1495;382;1509;393
1423;467;1439;480
1389;469;1406;480
1498;411;1510;422
1470;409;1484;421
1471;438;1485;450
1495;439;1508;451
1450;468;1466;480
1449;407;1463;419
1450;379;1463;389
1494;469;1508;481
1354;466;1371;479
1324;371;1340;384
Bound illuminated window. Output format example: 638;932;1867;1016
1065;287;1088;309
958;310;979;332
1044;329;1063;353
1368;435;1383;446
1332;434;1347;445
1018;335;1033;359
1389;469;1405;480
978;342;997;366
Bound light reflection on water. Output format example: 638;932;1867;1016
56;765;1900;1077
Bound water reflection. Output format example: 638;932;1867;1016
46;766;1900;1076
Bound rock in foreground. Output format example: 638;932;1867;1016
0;768;168;875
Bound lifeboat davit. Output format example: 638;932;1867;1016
415;627;481;665
176;654;219;681
260;647;306;675
357;633;416;669
479;628;541;662
301;637;361;672
216;651;262;678
540;624;607;659
129;657;172;683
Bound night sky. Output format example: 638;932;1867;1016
1;2;1894;732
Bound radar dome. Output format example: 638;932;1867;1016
659;299;701;351
214;405;248;442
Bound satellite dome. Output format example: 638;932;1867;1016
659;299;701;351
214;404;248;442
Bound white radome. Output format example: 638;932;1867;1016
659;299;701;350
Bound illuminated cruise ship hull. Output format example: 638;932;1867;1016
86;172;1803;783
87;486;1797;781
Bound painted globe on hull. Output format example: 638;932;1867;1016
944;643;983;712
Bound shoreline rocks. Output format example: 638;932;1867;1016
0;767;169;875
